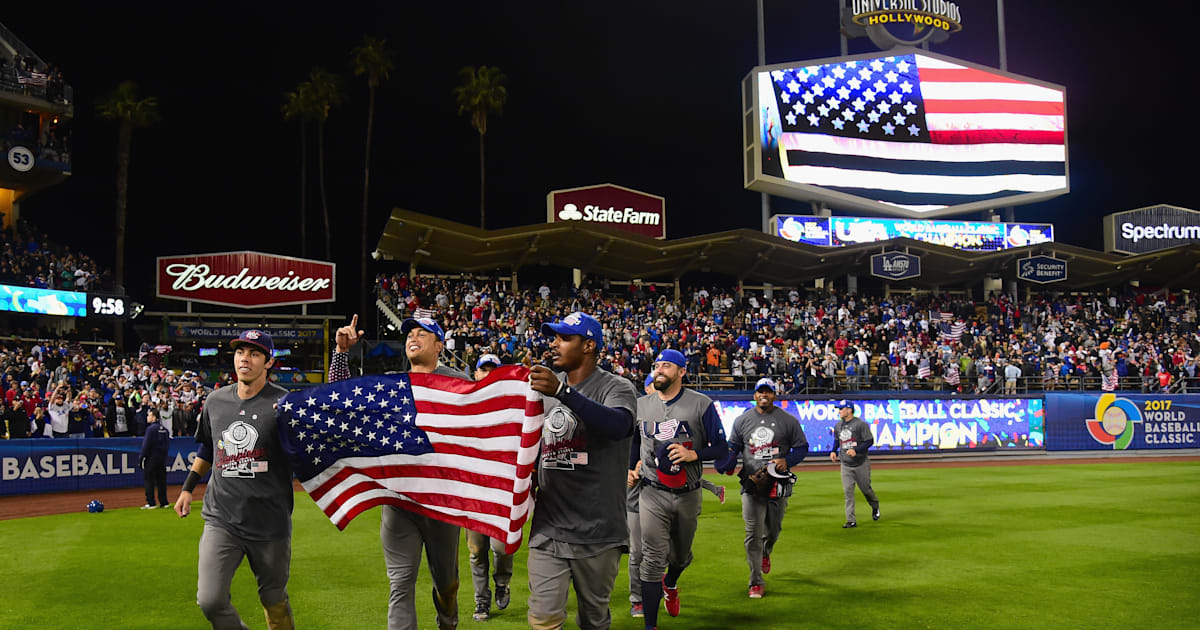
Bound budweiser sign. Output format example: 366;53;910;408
546;183;666;239
157;251;336;308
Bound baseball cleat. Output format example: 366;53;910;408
495;585;510;610
140;504;154;509
761;554;771;574
748;585;764;599
843;521;857;528
630;602;644;618
663;580;680;617
873;504;881;521
716;485;726;504
472;602;489;621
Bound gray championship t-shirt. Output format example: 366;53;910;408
833;415;874;467
531;367;637;553
196;383;293;541
729;405;808;498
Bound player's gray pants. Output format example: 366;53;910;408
380;505;460;630
637;484;702;583
466;529;513;606
196;522;292;630
741;494;788;587
527;545;622;630
627;509;642;604
842;461;879;523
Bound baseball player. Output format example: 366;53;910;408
726;377;808;599
468;353;515;622
174;330;296;630
630;350;728;630
331;314;469;630
526;311;638;630
830;400;880;528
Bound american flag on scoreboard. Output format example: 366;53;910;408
275;365;544;554
767;53;1066;211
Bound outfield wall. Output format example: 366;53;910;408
1043;393;1200;451
0;437;203;497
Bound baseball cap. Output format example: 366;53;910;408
654;443;687;489
476;353;501;369
835;400;854;409
754;377;777;392
230;329;274;356
644;374;655;388
653;349;686;367
540;312;603;343
401;317;445;342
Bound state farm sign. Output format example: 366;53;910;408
157;251;336;308
547;183;666;239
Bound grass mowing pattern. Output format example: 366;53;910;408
1;461;1197;629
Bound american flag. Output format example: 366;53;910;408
275;365;544;554
939;319;966;341
18;71;48;86
944;362;960;386
1102;369;1118;392
917;359;931;379
766;53;1065;212
413;307;437;320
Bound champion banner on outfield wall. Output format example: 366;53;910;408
0;437;203;496
710;397;1043;453
157;251;336;308
1043;393;1200;451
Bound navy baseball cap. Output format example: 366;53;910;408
476;353;501;369
540;312;603;342
754;377;777;392
654;443;687;489
230;329;274;356
653;349;686;367
401;317;445;342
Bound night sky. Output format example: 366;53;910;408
4;1;1194;312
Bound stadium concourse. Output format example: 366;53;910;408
369;214;1199;397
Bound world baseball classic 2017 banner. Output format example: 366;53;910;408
0;437;203;496
1044;393;1200;451
712;397;1044;453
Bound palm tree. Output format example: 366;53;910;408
307;68;343;261
282;83;314;257
453;66;507;229
351;36;394;321
96;81;159;296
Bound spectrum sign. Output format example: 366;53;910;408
547;183;666;239
773;215;1053;251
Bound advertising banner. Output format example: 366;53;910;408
870;251;921;280
0;437;204;496
1103;204;1200;254
1017;255;1067;283
156;251;336;308
1044;393;1200;451
774;215;1053;251
171;325;322;341
546;183;666;239
0;284;87;317
711;397;1043;454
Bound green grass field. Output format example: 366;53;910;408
2;461;1198;630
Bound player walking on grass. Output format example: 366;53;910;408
726;378;808;599
467;353;515;622
830;400;879;528
174;330;296;630
526;312;638;630
331;314;469;630
630;350;728;630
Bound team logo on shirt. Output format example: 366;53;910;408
542;406;587;469
218;420;267;478
839;429;853;441
748;425;779;460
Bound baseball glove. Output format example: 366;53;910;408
739;466;775;498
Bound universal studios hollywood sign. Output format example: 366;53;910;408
851;0;963;32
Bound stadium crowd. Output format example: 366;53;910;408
376;272;1200;396
0;219;109;291
0;53;69;103
0;336;214;440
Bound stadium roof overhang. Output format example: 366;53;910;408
375;209;1200;289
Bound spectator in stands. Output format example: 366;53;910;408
106;393;132;437
4;397;29;438
46;384;70;437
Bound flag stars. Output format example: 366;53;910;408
903;101;918;115
882;122;896;135
339;422;349;432
387;389;397;398
388;425;398;434
896;59;911;73
873;79;887;93
366;393;376;403
817;104;829;117
847;77;862;91
329;392;340;401
771;70;785;82
351;386;363;396
282;402;294;412
826;97;841;109
306;397;317;407
807;113;820;126
811;85;825;97
885;70;899;83
841;109;855;121
801;91;816;104
353;426;363;436
400;397;410;405
852;98;865;111
889;91;903;104
863;89;877;102
858;67;873;80
831;66;846;79
785;112;797;125
779;91;791;104
343;399;353;408
899;80;913;94
396;381;407;390
375;419;384;428
289;418;299;427
791;102;804;114
821;76;836;88
786;79;802;93
856;119;870;133
877;101;893;114
402;430;411;439
403;413;413;423
305;444;314;453
831;119;846;130
867;110;881;123
380;436;390;447
870;59;885;72
367;431;377;441
908;124;921;135
415;436;424;444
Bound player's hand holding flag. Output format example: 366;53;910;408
275;365;544;554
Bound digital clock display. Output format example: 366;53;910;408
88;294;129;318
